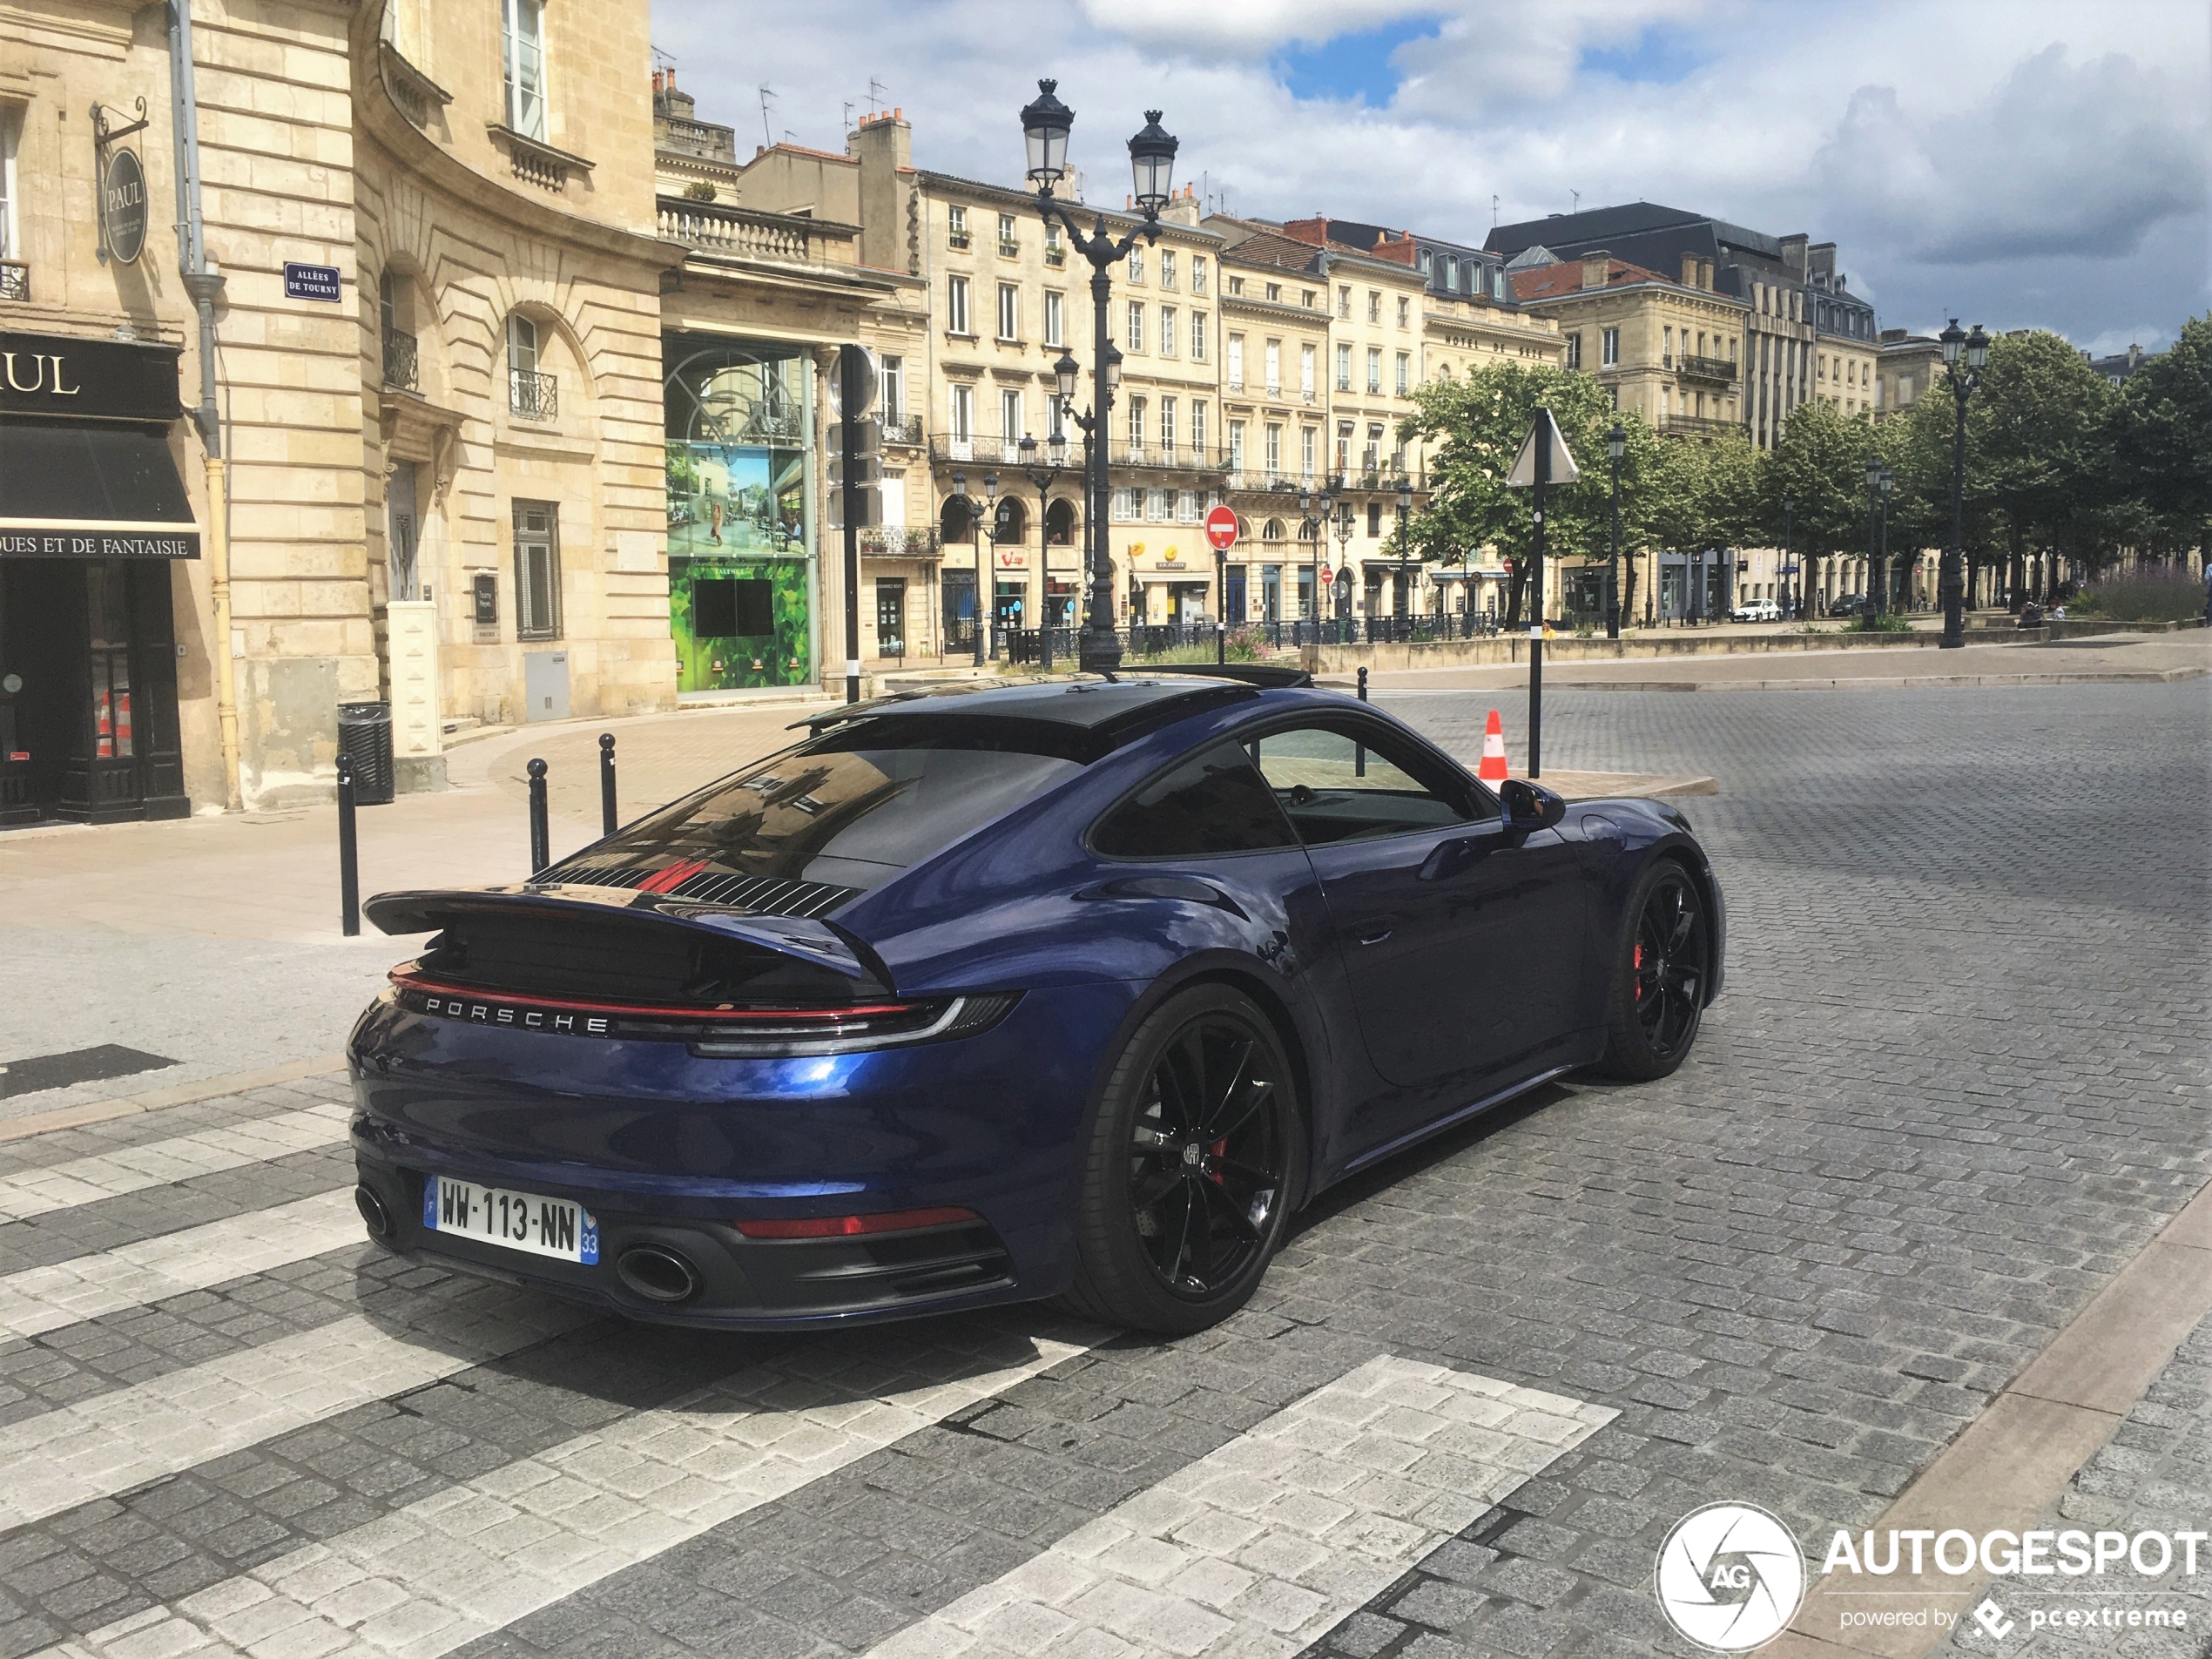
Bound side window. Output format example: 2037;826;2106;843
1092;742;1297;859
1244;721;1491;846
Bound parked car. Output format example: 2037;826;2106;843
347;670;1725;1334
1828;596;1869;618
1730;599;1782;624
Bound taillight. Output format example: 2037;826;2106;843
735;1205;981;1239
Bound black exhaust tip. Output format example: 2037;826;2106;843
617;1244;701;1305
354;1184;394;1239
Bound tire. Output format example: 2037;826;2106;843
1062;984;1305;1334
1596;859;1711;1081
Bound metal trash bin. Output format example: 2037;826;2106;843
337;701;395;805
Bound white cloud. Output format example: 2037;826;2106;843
651;0;2212;347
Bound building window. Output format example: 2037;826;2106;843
1161;395;1177;459
1127;300;1143;353
1564;333;1582;370
1129;245;1144;285
502;0;547;140
1159;305;1177;358
1128;395;1145;454
512;500;561;639
1602;327;1619;368
1043;290;1063;347
507;314;555;418
1394;352;1409;395
1338;285;1350;319
1264;423;1281;475
1001;388;1022;445
1441;260;1457;293
1227;333;1244;390
880;354;903;421
1300;427;1315;479
1397;296;1410;327
950;383;973;443
1366;291;1381;323
947;274;970;335
1366;502;1382;537
1229;420;1245;473
1147;488;1169;522
1662;325;1673;366
0;105;19;266
947;205;969;250
1264;339;1280;395
1044;220;1063;264
1191;401;1207;456
1190;311;1206;361
996;281;1018;341
1227;274;1244;296
1112;486;1137;521
1336;343;1352;391
1419;251;1432;278
1299;343;1315;400
1160;249;1177;290
1191;258;1207;296
996;212;1018;256
1336;423;1351;473
1366;347;1381;394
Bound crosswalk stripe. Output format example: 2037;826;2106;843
0;1299;595;1532
0;1187;366;1339
865;1353;1615;1659
51;1326;1097;1659
0;1103;352;1224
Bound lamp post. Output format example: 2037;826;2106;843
1937;319;1987;648
1018;414;1071;671
1783;496;1795;620
1864;454;1882;623
1878;464;1892;614
1605;422;1625;639
950;468;996;664
1332;499;1354;642
1393;476;1413;637
1297;479;1332;647
1022;80;1177;676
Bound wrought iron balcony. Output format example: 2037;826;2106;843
1677;354;1738;383
509;368;558;420
1662;413;1740;438
381;327;419;393
879;415;924;447
0;261;28;303
860;527;943;557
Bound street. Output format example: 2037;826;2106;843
0;676;2207;1659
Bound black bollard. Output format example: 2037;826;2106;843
527;757;550;875
336;751;360;937
1357;665;1368;702
598;732;617;838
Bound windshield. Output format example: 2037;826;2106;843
563;716;1086;894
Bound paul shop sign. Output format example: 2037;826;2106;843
0;331;184;421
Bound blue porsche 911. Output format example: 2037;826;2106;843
348;671;1723;1334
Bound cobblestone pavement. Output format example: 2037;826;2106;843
0;683;2204;1659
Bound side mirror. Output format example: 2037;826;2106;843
1499;779;1567;834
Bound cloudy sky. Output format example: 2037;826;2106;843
653;0;2210;354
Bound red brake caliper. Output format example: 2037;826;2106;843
1208;1137;1227;1184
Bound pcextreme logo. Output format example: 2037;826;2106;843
1655;1502;1808;1650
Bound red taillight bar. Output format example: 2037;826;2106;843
734;1206;980;1239
389;970;915;1024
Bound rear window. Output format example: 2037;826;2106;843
565;716;1085;894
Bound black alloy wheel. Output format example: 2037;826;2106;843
1598;861;1709;1080
1064;985;1304;1333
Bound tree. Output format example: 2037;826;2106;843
1764;401;1877;614
1399;362;1666;626
2111;314;2212;567
1966;329;2119;606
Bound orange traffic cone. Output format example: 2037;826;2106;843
1479;709;1509;784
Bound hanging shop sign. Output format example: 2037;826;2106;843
90;99;152;267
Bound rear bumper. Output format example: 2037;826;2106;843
346;980;1136;1329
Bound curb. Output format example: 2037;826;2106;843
0;1055;349;1143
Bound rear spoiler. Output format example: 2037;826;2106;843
361;884;895;993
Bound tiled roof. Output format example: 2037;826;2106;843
1510;255;1680;301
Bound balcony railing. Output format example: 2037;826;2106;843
381;327;419;393
0;261;28;303
658;198;841;262
1677;354;1737;382
1662;414;1740;438
509;368;558;420
860;527;942;558
1111;443;1228;472
880;415;924;447
948;230;971;250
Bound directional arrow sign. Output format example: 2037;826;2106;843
1506;408;1579;488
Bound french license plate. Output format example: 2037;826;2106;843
422;1176;598;1264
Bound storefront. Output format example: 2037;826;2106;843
662;335;816;693
1;332;197;827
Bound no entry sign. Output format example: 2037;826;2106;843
1204;505;1239;552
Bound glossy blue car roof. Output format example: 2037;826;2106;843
809;675;1263;733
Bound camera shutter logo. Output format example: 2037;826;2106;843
1655;1502;1806;1650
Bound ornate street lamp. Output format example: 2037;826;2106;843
1022;82;1178;674
950;468;996;664
1937;320;1988;646
1605;422;1626;640
1394;475;1413;636
1017;424;1071;670
1297;480;1331;647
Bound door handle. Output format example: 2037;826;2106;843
1356;923;1393;946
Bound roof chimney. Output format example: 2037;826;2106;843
1581;252;1610;290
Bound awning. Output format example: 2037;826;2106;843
0;423;200;558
